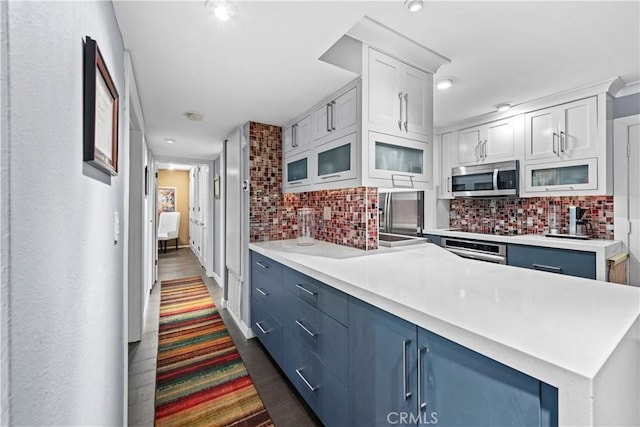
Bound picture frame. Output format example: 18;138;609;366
214;176;221;199
83;36;119;176
158;187;176;212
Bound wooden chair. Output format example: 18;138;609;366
158;212;181;253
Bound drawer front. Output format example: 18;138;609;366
251;251;283;284
251;297;282;363
283;290;349;385
423;234;442;246
508;245;596;279
283;267;348;326
251;268;282;314
283;330;349;427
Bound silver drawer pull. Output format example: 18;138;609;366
532;263;563;273
255;261;269;269
295;368;318;392
295;284;317;296
417;346;427;411
402;339;412;400
295;320;317;337
320;174;341;180
289;181;303;185
256;287;269;296
255;322;270;335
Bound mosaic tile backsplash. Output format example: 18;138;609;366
248;122;378;250
449;195;614;239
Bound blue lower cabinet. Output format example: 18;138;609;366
422;234;442;246
283;330;349;427
283;289;349;384
349;296;418;426
251;297;282;363
418;328;553;427
507;244;596;279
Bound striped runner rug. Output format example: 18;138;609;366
155;276;273;427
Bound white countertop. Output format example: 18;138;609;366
249;239;640;425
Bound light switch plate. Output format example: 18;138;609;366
323;206;331;220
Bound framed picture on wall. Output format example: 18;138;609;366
83;36;119;176
214;176;220;199
158;187;176;212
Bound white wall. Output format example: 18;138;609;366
213;156;224;286
6;1;125;425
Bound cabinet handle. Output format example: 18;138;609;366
404;93;409;132
532;263;563;273
295;283;317;296
289;181;303;186
475;142;481;160
255;261;269;269
544;186;575;191
398;91;403;130
320;174;341;180
295;320;317;337
326;103;332;132
482;140;488;159
417;346;427;411
447;176;451;193
295;368;318;392
331;100;336;131
560;131;566;152
552;132;558;155
256;287;269;296
255;322;270;335
292;124;297;148
402;339;412;400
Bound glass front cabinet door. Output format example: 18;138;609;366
368;131;431;186
283;149;313;191
313;132;357;184
524;157;598;192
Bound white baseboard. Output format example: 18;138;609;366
221;298;228;309
225;306;256;339
211;272;223;288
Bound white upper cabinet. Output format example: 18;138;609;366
368;49;432;141
312;87;357;141
283;115;312;154
525;97;597;161
457;118;515;164
438;131;457;199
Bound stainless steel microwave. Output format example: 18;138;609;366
451;160;519;198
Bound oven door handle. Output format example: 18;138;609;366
444;247;506;264
493;168;499;192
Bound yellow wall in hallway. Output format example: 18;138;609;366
158;170;190;247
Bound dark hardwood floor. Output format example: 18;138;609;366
127;247;321;427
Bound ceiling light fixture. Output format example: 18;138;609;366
496;103;512;112
436;79;453;90
165;139;175;144
404;0;424;12
205;0;236;22
184;111;204;122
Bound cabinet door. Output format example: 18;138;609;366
332;86;357;132
525;106;557;161
403;66;432;138
349;297;418;427
485;118;514;161
418;328;546;427
458;126;482;164
283;124;295;154
283;149;312;192
314;132;357;184
439;132;456;199
524;157;598;193
557;97;598;160
296;115;312;150
368;49;403;134
369;131;431;185
312;103;332;141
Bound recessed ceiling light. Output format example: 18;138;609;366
496;103;512;112
205;0;236;22
165;139;175;144
404;0;424;12
436;79;453;90
184;111;204;122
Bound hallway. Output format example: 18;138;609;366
127;248;320;426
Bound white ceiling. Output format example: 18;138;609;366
113;1;640;161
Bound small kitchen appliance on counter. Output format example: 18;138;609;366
546;205;592;240
297;207;315;246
